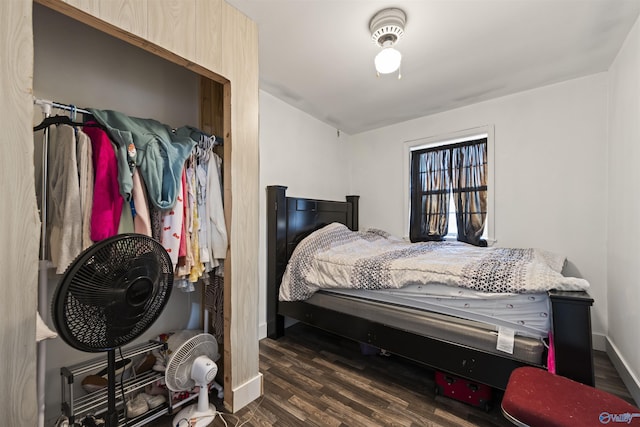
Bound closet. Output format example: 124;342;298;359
33;5;226;424
23;0;259;426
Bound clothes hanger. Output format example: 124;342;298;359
33;114;105;132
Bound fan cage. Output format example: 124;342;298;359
165;334;219;392
52;234;174;352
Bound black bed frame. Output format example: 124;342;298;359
266;185;595;390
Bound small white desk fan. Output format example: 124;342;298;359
165;333;223;427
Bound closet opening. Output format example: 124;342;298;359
33;1;233;423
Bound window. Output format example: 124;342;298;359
403;127;494;246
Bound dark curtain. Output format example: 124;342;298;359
411;148;450;241
410;137;488;246
452;141;488;246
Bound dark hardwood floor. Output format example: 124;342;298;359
148;323;636;427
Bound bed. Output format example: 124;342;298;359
266;185;595;390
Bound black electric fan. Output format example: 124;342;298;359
52;233;173;427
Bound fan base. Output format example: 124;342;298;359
172;403;217;427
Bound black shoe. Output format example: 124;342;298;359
80;415;105;427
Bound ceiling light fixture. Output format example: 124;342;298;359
370;7;406;79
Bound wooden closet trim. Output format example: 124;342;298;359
34;0;229;86
222;80;232;411
200;76;233;407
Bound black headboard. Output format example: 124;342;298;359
266;185;359;338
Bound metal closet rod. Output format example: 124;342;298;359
34;97;90;115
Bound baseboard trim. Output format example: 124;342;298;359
592;332;606;351
259;322;267;340
231;372;263;412
606;337;640;406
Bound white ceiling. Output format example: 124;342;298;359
226;0;640;135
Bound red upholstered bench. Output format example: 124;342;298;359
502;367;640;426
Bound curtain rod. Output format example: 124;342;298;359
34;97;90;116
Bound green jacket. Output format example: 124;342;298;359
89;109;196;210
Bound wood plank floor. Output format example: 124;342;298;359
148;323;636;427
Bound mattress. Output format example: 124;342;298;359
306;291;546;365
324;283;551;339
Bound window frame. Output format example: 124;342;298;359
402;125;495;244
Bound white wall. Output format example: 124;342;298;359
33;5;201;424
348;75;609;339
256;74;610;346
607;14;640;403
257;90;350;337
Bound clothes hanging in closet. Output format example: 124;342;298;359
37;107;227;284
186;161;205;282
131;169;152;237
83;124;123;242
161;169;186;268
88;109;196;209
205;152;227;267
169;133;226;292
77;126;94;250
47;124;84;274
187;130;227;271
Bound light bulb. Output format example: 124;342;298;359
374;47;402;74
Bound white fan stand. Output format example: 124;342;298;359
166;335;223;427
172;385;216;427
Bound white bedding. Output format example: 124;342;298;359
279;223;589;302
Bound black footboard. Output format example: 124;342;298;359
549;290;594;385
